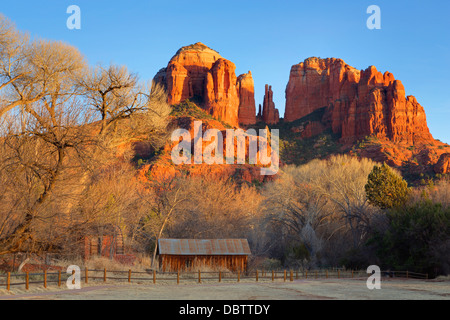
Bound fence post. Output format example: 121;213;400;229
26;272;29;290
284;270;286;282
305;270;308;279
219;270;222;283
198;270;201;284
237;270;240;282
296;270;298;280
85;268;89;284
153;270;156;284
256;270;258;282
177;270;179;285
290;270;293;282
7;272;10;291
103;268;107;283
58;270;61;287
406;271;409;279
272;270;274;282
128;269;132;283
44;270;47;288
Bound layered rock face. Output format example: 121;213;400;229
204;58;240;126
162;43;221;104
154;43;256;127
237;71;256;125
434;153;450;174
285;57;433;144
262;84;280;124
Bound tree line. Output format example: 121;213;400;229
0;14;170;257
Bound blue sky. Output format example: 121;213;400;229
2;0;449;142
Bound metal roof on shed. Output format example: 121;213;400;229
158;239;251;256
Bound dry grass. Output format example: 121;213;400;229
6;253;236;275
50;255;153;273
434;275;450;281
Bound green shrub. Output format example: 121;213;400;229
365;163;410;209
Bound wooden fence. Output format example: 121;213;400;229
0;268;429;292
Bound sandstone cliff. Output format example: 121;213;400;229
154;43;257;127
434;153;450;174
154;48;450;177
237;71;256;125
284;57;433;145
204;58;240;126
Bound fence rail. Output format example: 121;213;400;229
0;268;429;291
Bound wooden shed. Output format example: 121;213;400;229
82;224;124;260
157;239;251;272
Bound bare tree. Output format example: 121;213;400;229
0;14;32;118
61;161;143;257
78;64;149;136
262;166;331;265
166;176;263;240
0;15;86;120
261;155;382;266
0;15;175;259
302;155;381;248
135;176;188;268
411;179;450;209
114;81;173;151
0;37;92;255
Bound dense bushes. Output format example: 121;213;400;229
259;158;449;276
261;155;383;269
370;201;450;277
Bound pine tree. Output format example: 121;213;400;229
365;163;409;209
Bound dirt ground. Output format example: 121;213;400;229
0;277;448;300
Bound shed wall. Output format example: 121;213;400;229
159;254;248;272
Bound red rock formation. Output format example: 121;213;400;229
256;104;262;122
142;116;277;183
154;43;255;128
204;58;240;126
290;121;326;139
165;43;221;104
262;84;279;124
434;153;450;174
285;57;433;144
237;71;256;125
